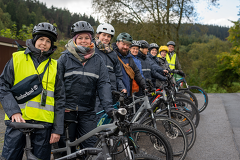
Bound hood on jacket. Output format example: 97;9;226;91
26;39;57;62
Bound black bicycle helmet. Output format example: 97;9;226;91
32;22;58;42
149;43;159;51
131;40;141;48
116;32;133;43
139;40;149;48
71;21;94;37
167;41;175;46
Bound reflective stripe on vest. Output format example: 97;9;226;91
166;53;176;70
4;51;57;123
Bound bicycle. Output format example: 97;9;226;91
151;74;200;128
52;108;173;160
7;122;45;160
176;77;208;113
111;90;188;160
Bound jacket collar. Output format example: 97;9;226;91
137;51;146;60
25;39;57;62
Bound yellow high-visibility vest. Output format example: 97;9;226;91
5;51;57;123
166;53;176;70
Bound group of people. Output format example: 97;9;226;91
0;21;184;160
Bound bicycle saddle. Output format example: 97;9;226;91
9;122;44;129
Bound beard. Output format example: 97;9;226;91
119;48;129;56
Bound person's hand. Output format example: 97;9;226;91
121;89;127;93
163;70;168;73
178;70;186;77
11;113;25;123
50;133;60;144
107;109;115;118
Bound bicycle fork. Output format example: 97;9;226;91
122;136;133;160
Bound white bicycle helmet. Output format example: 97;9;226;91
96;23;115;36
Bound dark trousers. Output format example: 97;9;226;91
58;111;97;154
1;120;52;160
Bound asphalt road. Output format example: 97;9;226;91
0;93;239;160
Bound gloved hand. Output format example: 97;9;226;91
107;109;115;118
177;70;185;77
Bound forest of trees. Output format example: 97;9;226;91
0;0;99;38
0;0;239;93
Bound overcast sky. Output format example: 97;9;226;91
38;0;239;27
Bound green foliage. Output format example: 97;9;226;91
0;23;17;39
211;21;240;91
179;37;231;92
0;7;13;30
17;24;34;41
0;0;99;38
51;39;68;60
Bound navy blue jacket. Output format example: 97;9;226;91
94;43;125;91
57;50;113;113
147;52;161;86
137;51;167;82
131;54;145;79
0;39;65;134
112;43;146;96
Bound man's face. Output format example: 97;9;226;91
168;45;175;53
117;41;131;56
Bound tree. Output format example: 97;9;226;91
0;8;13;30
213;21;240;91
92;0;219;54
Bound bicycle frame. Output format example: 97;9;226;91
51;122;118;155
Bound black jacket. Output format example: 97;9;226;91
57;49;113;113
94;42;125;91
137;51;167;82
0;39;65;134
156;56;178;88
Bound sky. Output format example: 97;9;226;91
38;0;239;27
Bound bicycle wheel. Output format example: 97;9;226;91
173;98;200;128
141;116;187;160
51;142;62;159
176;90;198;108
88;124;173;160
123;154;162;160
188;86;208;113
128;124;173;160
156;109;197;151
109;124;173;160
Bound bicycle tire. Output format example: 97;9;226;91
122;154;162;160
176;90;198;108
173;98;200;128
188;86;208;113
89;124;173;160
51;142;62;159
127;124;173;160
141;116;188;160
156;109;197;151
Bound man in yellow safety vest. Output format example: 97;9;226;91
166;41;182;71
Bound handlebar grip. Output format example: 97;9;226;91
112;90;122;96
